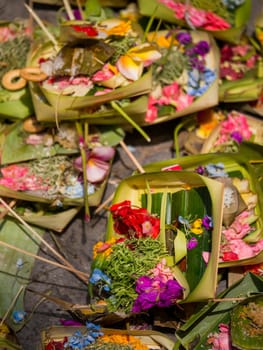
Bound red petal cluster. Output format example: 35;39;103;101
110;200;160;239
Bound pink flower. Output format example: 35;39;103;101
162;82;180;98
176;92;194;111
187;7;207;28
94;88;113;96
149;258;174;283
159;0;181;12
204;12;231;31
0;164;48;191
71;76;91;85
232;45;250;56
145;96;158;123
215;112;252;146
202;251;210;264
207;323;232;350
246;55;258;68
92;64;116;82
1;164;28;178
74;146;115;183
165;2;186;19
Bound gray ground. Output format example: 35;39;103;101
0;1;262;349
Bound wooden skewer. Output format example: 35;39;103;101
94;192;114;214
0;199;16;220
24;3;59;50
63;0;75;20
76;0;85;20
119;140;145;174
0;198;88;283
0;239;88;280
209;297;246;302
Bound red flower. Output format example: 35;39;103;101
222;251;239;261
109;200;160;239
45;338;67;350
72;25;98;37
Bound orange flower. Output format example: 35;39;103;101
99;18;132;36
93;238;116;259
100;334;148;350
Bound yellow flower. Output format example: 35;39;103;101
195;109;223;139
147;32;179;49
117;43;161;81
93;238;115;259
190;218;203;235
99;18;132;36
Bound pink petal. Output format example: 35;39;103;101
86;159;110;183
91;146;115;161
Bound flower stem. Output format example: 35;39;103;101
110;101;151;142
142;6;159;43
75;121;90;222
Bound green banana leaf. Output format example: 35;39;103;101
219;76;263;103
1;120;79;165
140;144;263;267
230;294;263;349
173;272;263;350
32;0;129;7
0;88;34;120
40;326;175;350
5;204;82;232
0;218;45;332
28;41;152;120
138;0;251;44
106;170;224;302
0;167;108;207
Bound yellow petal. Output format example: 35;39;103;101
117;55;143;81
128;43;161;62
99;19;132;36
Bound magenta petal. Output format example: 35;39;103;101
91;146;115;161
86;159;110;183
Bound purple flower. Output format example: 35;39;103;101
176;32;192;45
194;41;210;56
195;166;205;175
231;131;243;143
66;9;82;20
135;276;153;294
202;215;213;230
157;279;184;307
132;275;184;313
132;289;159;312
187;237;198;250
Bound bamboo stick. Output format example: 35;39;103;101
63;0;75;20
0;286;25;326
24;3;59;50
0;239;88;280
0;198;88;283
119;140;145;174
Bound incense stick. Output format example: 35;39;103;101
0;285;25;326
24;3;59;50
94;192;114;214
0;198;87;283
119;140;145;174
0;239;88;280
63;0;75;20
